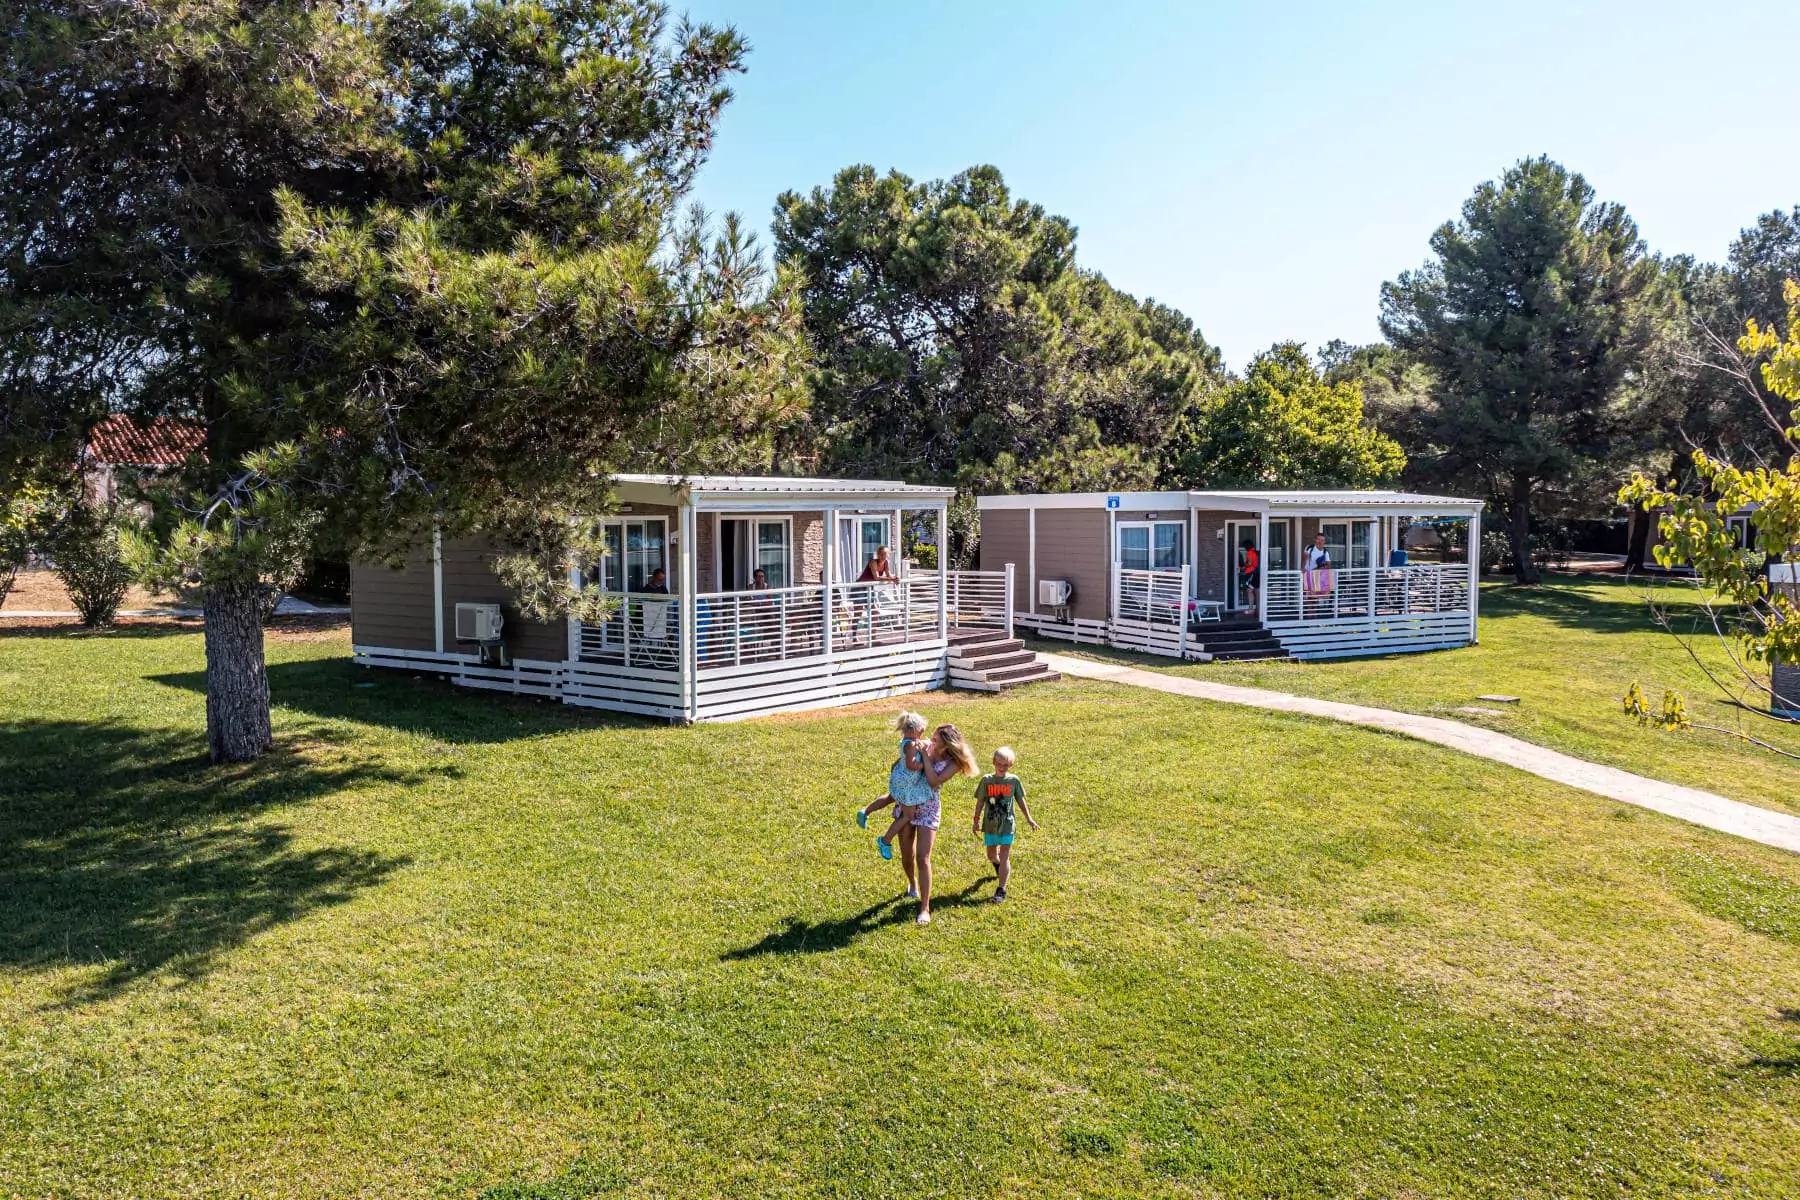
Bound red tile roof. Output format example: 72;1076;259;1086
85;415;206;468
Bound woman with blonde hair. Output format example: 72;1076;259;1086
909;722;978;925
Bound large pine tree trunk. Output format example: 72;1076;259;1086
1509;474;1540;585
204;581;272;762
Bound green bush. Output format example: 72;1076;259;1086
1;486;58;607
49;501;135;627
0;512;27;607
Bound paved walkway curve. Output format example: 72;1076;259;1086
1041;653;1800;855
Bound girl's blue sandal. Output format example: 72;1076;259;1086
856;809;869;829
877;837;893;860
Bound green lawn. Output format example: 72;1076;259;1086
3;622;1800;1197
1041;573;1800;816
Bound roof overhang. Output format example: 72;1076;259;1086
975;491;1189;511
609;474;955;510
975;489;1483;516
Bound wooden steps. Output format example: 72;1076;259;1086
946;628;1061;692
1190;617;1288;662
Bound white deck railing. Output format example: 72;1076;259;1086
576;591;684;670
1263;564;1471;625
1113;566;1189;627
946;566;1013;630
575;574;1021;673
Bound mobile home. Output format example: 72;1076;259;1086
351;475;1056;721
976;489;1485;660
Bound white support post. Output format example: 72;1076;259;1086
1003;563;1016;637
1467;509;1482;643
1188;508;1199;601
1256;511;1269;626
432;529;445;655
822;507;836;660
1027;507;1037;614
566;560;581;664
1107;508;1117;622
679;502;697;723
936;504;949;640
1178;563;1191;658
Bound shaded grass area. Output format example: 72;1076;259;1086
3;627;1800;1197
1039;573;1800;814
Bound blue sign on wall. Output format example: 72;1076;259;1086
1106;495;1121;510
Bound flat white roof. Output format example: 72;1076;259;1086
976;489;1483;513
611;474;956;506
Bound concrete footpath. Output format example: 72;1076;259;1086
1041;653;1800;855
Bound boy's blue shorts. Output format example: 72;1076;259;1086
983;833;1014;847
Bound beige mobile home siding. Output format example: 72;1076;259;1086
1032;509;1111;621
977;509;1030;611
350;548;437;652
438;538;567;663
1193;511;1231;602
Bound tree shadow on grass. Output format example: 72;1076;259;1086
721;881;991;959
149;657;656;746
0;620;203;640
0;717;416;1005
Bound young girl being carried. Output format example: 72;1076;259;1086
856;712;934;861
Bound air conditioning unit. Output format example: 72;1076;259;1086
1038;579;1072;607
454;602;505;643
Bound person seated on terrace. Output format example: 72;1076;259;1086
642;568;670;595
857;545;898;583
750;567;769;591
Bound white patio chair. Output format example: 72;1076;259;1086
633;599;678;670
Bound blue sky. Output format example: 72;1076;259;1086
678;0;1800;371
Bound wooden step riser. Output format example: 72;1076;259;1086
949;671;1062;692
948;650;1034;671
948;641;1025;661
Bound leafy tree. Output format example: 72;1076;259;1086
773;164;1221;493
1620;280;1800;750
1161;343;1405;489
1380;157;1663;583
2;0;801;760
1318;341;1440;475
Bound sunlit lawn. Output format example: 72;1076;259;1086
2;620;1798;1197
1042;572;1800;816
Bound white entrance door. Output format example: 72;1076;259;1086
1226;521;1259;610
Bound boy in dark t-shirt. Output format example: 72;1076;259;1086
970;746;1038;903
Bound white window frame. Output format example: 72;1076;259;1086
586;516;669;593
1318;519;1374;570
1728;514;1752;550
836;513;894;581
751;517;793;588
1116;520;1186;573
581;516;670;656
